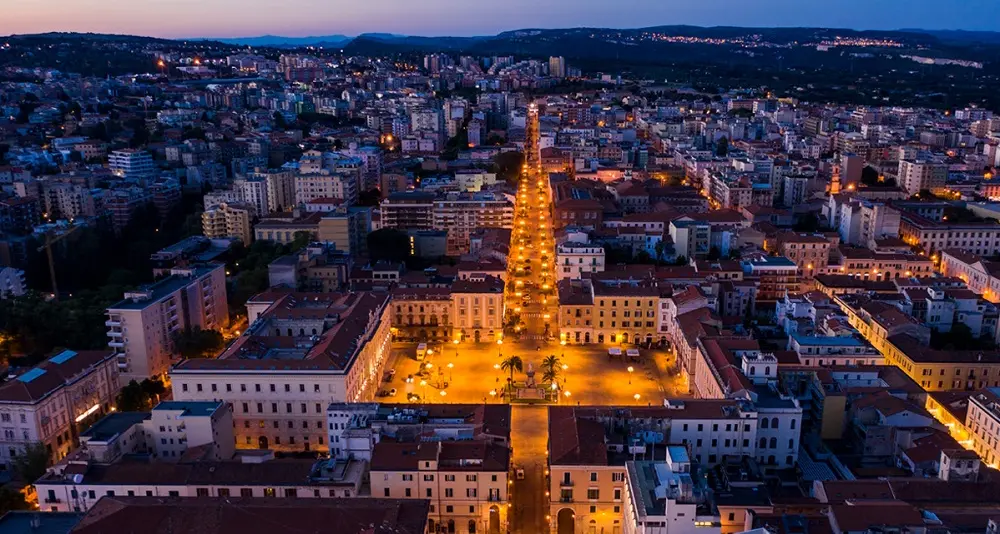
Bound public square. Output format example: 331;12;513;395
379;340;688;406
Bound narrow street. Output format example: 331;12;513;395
509;405;548;534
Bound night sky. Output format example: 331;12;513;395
1;0;995;39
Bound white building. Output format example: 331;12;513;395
0;267;26;298
106;264;229;384
294;171;359;206
898;159;948;196
144;401;235;462
622;450;720;534
109;149;155;180
0;350;119;467
556;241;605;280
170;291;393;453
966;388;1000;468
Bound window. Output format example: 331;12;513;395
614;489;621;500
445;488;454;498
284;489;296;497
405;488;412;497
590;472;598;482
587;489;599;500
196;488;209;497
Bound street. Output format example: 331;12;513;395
510;405;548;534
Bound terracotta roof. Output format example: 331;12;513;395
829;503;924;531
0;350;115;404
71;497;429;534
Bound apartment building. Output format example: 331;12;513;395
106;264;229;383
0;267;26;298
201;202;252;243
829;247;933;281
787;334;884;367
941;250;1000;303
66;497;429;533
433;192;515;256
592;282;660;346
899;212;1000;258
558;279;596;345
452;276;506;343
145;401;235;461
741;255;799;303
836;294;1000;391
104;187;153;231
317;207;371;256
328;403;512;534
294;170;359;206
966;388;1000;468
253;211;322;244
40;181;104;220
379;191;436;231
898;159;948;196
556;241;606;280
0;350;119;467
621;452;721;534
548;402;761;534
769;231;831;281
170;291;393;452
108;149;155;180
35;457;363;513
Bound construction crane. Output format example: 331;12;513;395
36;224;81;302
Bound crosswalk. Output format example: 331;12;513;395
519;334;548;341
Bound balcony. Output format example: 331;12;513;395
109;341;124;348
559;480;574;488
105;319;121;327
559;497;573;503
107;329;123;338
43;498;62;504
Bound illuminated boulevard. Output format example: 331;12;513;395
379;103;686;533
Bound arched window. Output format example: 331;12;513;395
468;520;477;533
764;366;771;375
769;437;777;449
750;366;756;375
761;418;769;429
790;419;796;430
771;417;779;429
789;439;795;449
759;437;767;449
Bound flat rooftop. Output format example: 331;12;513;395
80;412;151;442
108;265;221;311
152;401;221;417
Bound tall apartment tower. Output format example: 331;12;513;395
106;264;228;384
548;56;566;78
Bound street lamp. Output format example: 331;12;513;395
627;366;634;384
489;389;496;402
564;391;571;398
634;393;641;402
447;362;454;381
496;338;503;358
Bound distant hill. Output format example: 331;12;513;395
898;29;1000;45
206;34;352;47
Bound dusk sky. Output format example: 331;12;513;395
1;0;995;38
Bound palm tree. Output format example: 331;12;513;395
541;354;561;375
500;355;523;389
542;368;560;388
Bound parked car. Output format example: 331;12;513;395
388;388;398;397
515;468;525;480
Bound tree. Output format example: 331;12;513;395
0;487;29;516
357;188;382;207
116;378;165;412
541;354;562;374
653;241;665;265
493;151;525;185
707;246;722;261
635;250;653;264
716;136;729;157
673;256;688;266
172;327;225;359
793;212;821;232
12;442;50;483
367;229;411;264
500;355;523;391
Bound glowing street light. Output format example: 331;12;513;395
634;393;641;402
564;390;571;398
628;366;634;384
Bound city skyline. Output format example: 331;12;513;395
1;0;997;39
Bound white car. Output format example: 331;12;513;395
515;468;525;480
388;388;398;397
